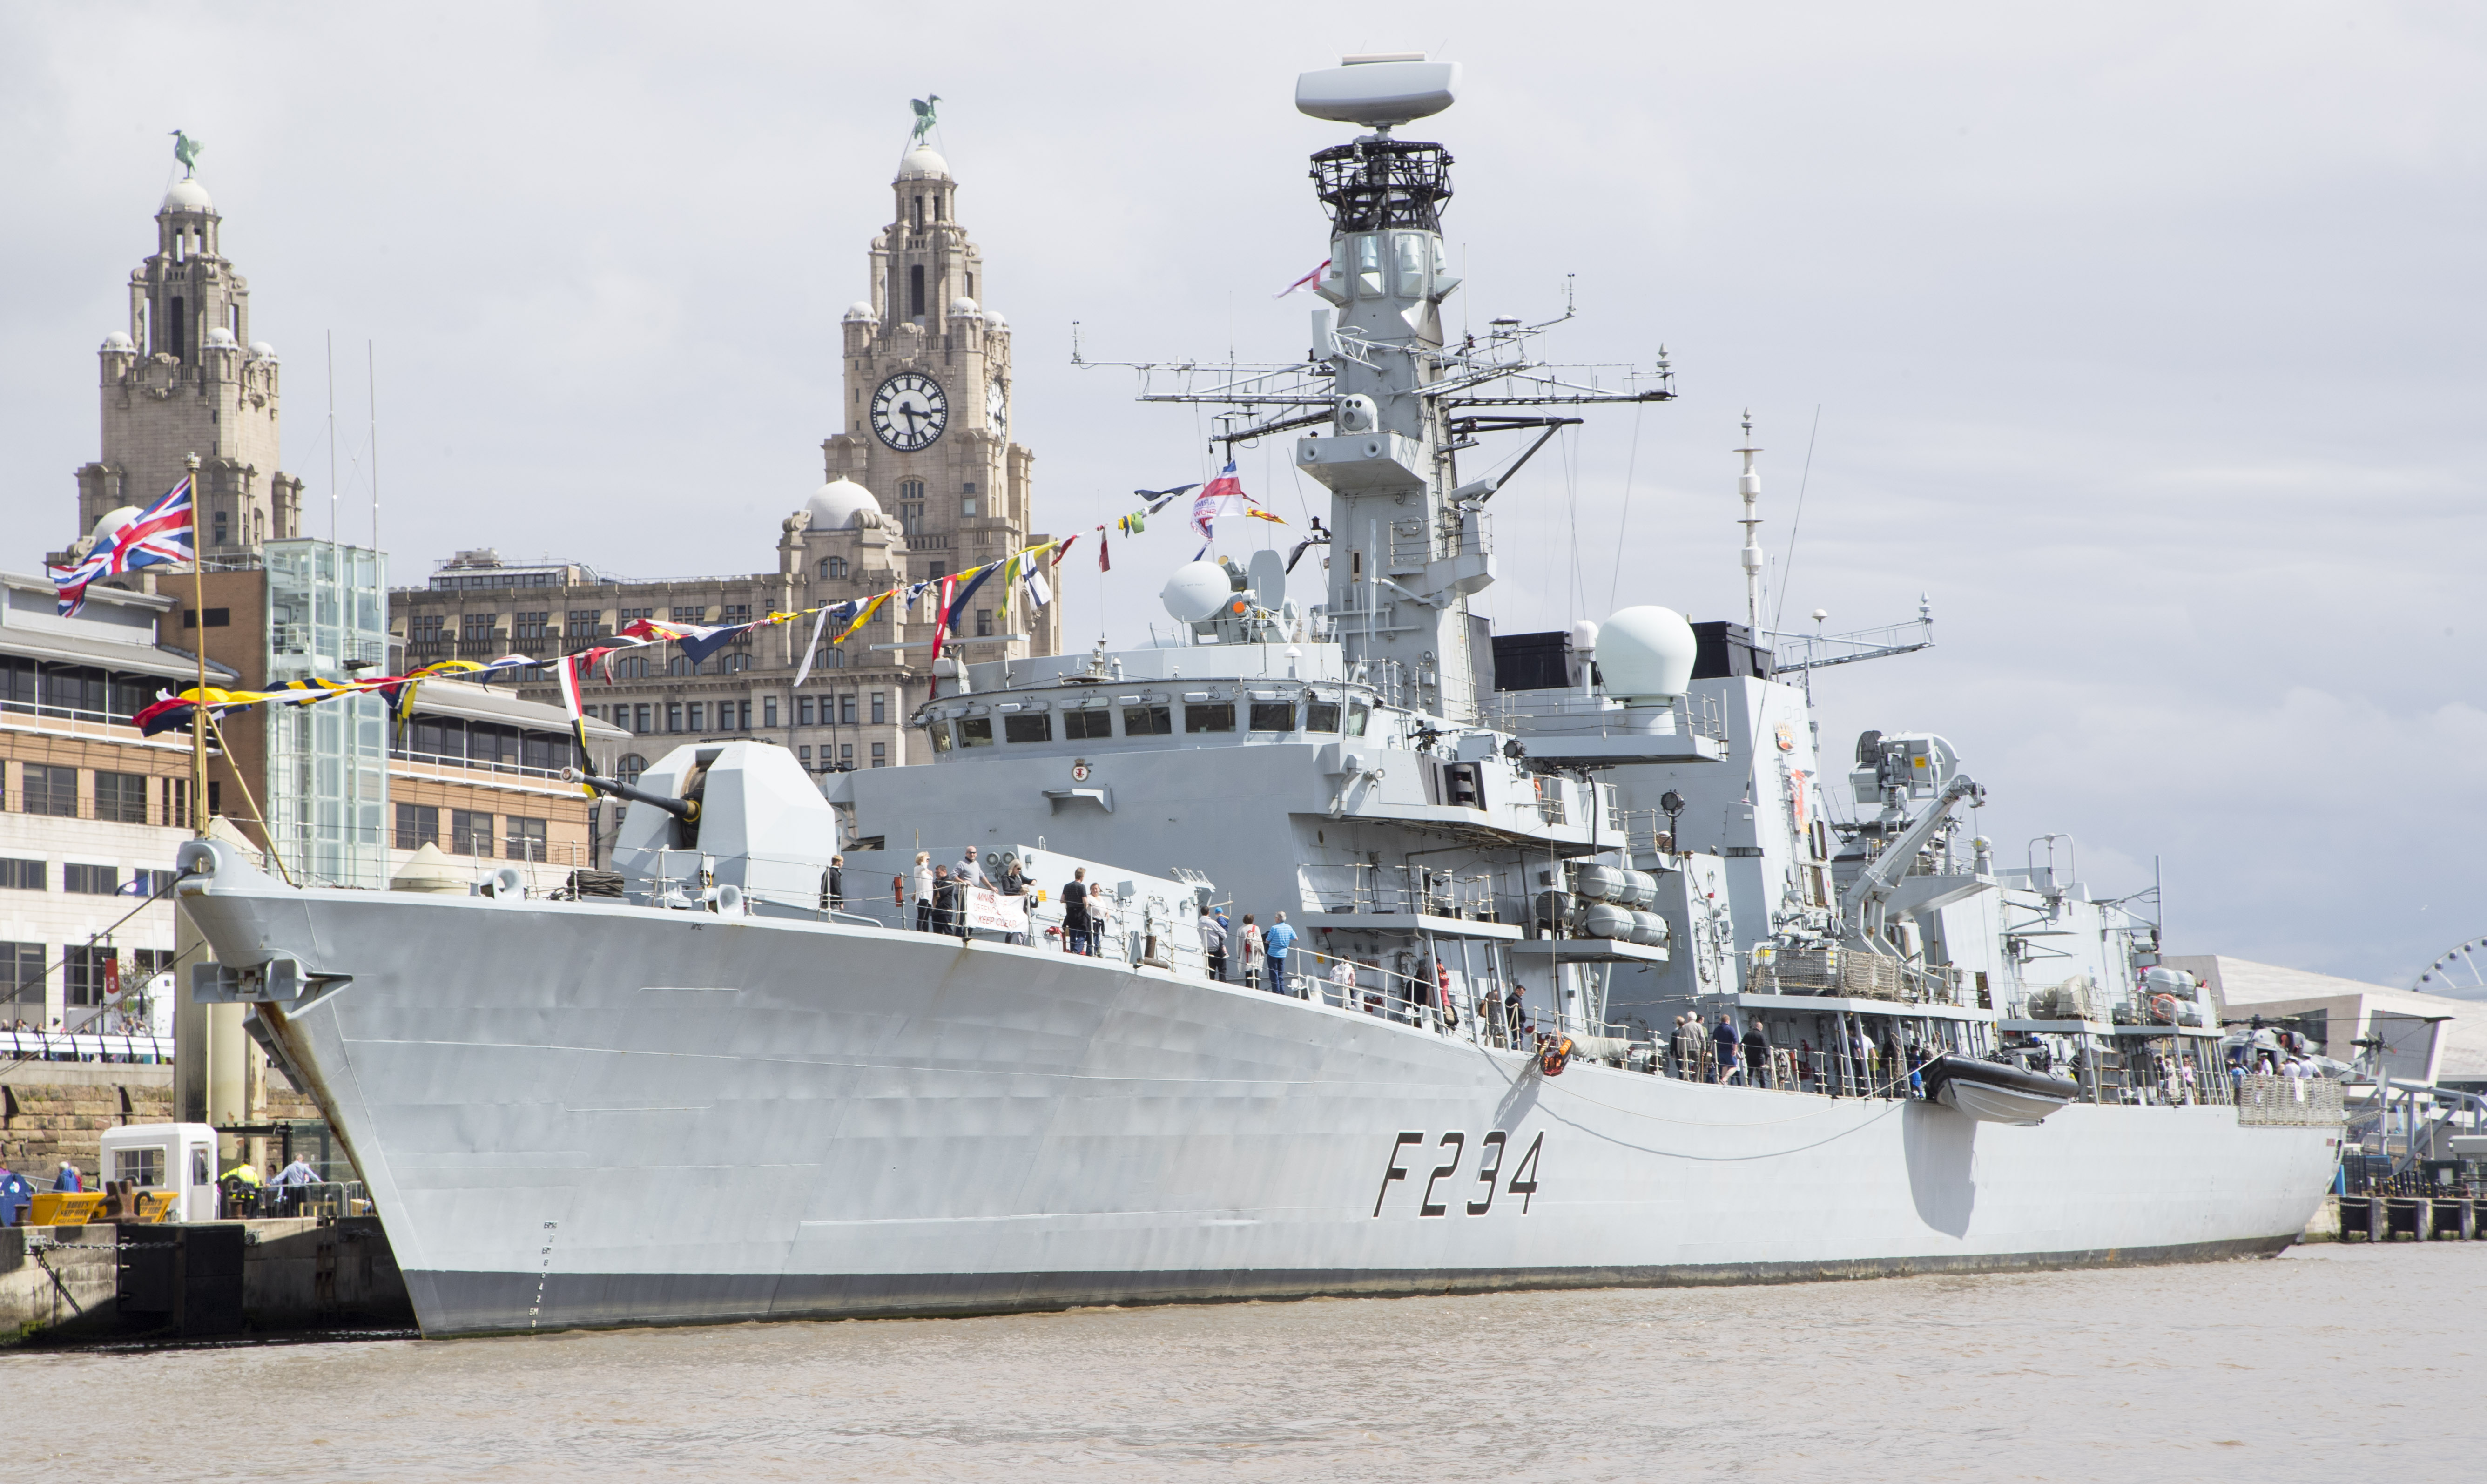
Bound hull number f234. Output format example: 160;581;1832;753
1373;1130;1542;1218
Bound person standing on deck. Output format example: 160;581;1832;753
1712;1013;1741;1085
911;851;936;932
930;865;957;937
1198;907;1227;981
1742;1021;1772;1088
1239;914;1265;989
1263;913;1298;996
1063;868;1093;955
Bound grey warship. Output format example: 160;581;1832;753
176;57;2341;1336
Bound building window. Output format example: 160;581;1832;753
616;753;647;784
65;945;112;1007
183;607;233;629
64;863;120;895
408;614;445;644
1004;712;1051;744
841;695;858;726
162;776;188;828
975;609;993;638
820;556;848;580
1123;704;1172;736
723;653;752;674
567;610;603;639
448;809;494;857
962;496;977;517
721;604;751;626
670;656;695;677
840;743;854;768
930;562;946;581
909;263;925;317
614;655;649;680
3;943;41;1011
0;858;44;890
20;764;76;817
736;701;752;729
1065;708;1110;740
671;606;709;623
461;613;496;643
870;742;887;768
686;702;704;732
633;704;651;733
395;802;438;850
798;745;811;765
94;771;149;823
504;816;548;862
618;607;654;625
763;696;779;729
869;693;885;725
667;704;683;733
513;611;550;639
213;510;229;545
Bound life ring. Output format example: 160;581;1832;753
2150;993;2182;1024
1539;1036;1575;1078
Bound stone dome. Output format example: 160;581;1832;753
91;506;143;541
248;340;277;359
984;310;1008;331
203;326;237;349
949;296;980;318
161;178;215;214
101;331;134;353
804;478;883;531
897;145;950;179
842;302;875;323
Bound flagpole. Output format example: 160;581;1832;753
186;453;208;838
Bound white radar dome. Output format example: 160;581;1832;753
1570;619;1599;654
1160;560;1236;624
1596;605;1698;701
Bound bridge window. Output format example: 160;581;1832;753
1249;701;1295;732
1122;704;1170;736
1003;712;1050;744
1184;702;1234;735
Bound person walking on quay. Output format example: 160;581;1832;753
53;1160;82;1193
1712;1013;1741;1085
1063;867;1093;956
1263;912;1298;996
1239;914;1265;989
911;851;936;932
1198;907;1227;981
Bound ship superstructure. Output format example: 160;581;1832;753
171;58;2343;1338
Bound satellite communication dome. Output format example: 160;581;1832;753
1596;605;1698;701
1160;561;1234;624
1570;619;1600;654
804;478;882;531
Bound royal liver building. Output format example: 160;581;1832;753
393;112;1057;785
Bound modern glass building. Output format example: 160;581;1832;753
262;540;390;889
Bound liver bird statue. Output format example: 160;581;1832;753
909;95;940;145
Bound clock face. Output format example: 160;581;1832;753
985;377;1009;441
870;372;948;452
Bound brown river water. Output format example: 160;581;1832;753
1;1243;2476;1482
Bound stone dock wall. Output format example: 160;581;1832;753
2;1063;321;1184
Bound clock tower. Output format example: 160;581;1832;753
817;129;1056;660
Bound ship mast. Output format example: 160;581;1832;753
1078;55;1675;724
1736;412;1766;640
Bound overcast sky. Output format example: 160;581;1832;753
4;3;2481;988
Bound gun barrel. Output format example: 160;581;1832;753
563;768;700;823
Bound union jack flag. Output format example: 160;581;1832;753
1192;460;1247;541
50;476;196;616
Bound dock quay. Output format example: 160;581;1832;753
2;1215;411;1345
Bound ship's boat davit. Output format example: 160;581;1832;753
1921;1055;2082;1125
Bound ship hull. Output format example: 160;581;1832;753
185;882;2338;1338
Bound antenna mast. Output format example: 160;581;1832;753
1737;411;1765;639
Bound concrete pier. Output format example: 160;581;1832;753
2;1215;411;1344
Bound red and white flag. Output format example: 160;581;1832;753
1274;259;1330;297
